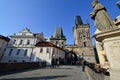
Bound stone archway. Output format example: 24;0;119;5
66;51;78;65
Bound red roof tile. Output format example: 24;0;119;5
35;41;65;51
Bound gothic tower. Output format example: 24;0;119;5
73;16;95;62
50;27;66;48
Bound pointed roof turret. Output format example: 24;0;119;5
75;16;83;26
52;27;66;39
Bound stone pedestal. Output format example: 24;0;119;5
94;28;120;80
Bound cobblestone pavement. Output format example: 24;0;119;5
0;65;89;80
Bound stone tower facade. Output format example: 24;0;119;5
64;16;95;63
73;16;95;62
73;16;93;47
50;27;66;48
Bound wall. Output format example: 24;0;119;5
0;62;46;72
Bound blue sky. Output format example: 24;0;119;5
0;0;119;45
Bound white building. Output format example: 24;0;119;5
32;41;66;65
0;35;10;61
2;28;43;62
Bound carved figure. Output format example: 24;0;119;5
90;0;117;31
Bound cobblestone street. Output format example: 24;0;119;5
0;65;108;80
0;65;88;80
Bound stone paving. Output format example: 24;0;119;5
0;65;109;80
86;67;110;80
0;65;88;80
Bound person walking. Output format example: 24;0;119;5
51;58;55;68
81;59;86;71
57;59;60;68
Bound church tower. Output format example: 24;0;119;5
73;16;92;47
73;16;95;62
50;27;66;48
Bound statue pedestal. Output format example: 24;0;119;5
94;28;120;80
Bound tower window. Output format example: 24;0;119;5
83;42;86;47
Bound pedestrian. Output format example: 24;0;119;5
57;59;60;68
81;60;86;71
51;58;55;68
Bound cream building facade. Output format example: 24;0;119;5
33;42;66;65
2;28;43;62
0;35;10;61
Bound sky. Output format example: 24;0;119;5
0;0;119;45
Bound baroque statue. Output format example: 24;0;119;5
90;0;117;32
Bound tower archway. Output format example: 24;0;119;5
66;51;77;65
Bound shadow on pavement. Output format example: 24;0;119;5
1;75;71;80
0;67;43;76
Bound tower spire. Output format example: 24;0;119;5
53;27;65;39
75;15;83;26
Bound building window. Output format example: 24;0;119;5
52;49;55;53
40;48;43;53
22;33;26;35
103;54;108;62
13;40;16;44
19;40;23;45
24;49;28;56
14;60;17;62
56;42;58;45
2;42;4;45
8;60;12;62
22;60;25;62
16;49;20;55
8;49;13;56
62;42;64;45
27;40;30;45
79;33;82;39
46;48;49;53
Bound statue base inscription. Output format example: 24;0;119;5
94;28;120;80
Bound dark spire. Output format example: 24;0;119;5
52;27;66;39
75;16;83;26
